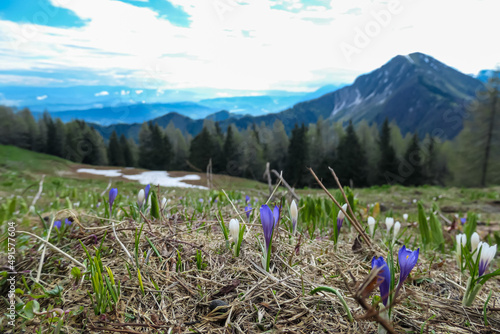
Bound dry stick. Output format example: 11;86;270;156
271;169;300;201
112;221;135;266
18;230;85;268
308;168;372;248
35;216;55;283
139;210;154;232
100;179;112;197
328;166;372;247
263;162;274;199
29;175;45;212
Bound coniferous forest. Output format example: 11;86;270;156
1;76;499;188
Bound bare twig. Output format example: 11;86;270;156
271;169;300;201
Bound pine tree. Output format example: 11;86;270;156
377;118;400;184
223;125;240;175
108;131;125;166
402;133;424;186
455;74;500;186
335;121;368;187
138;122;153;169
120;134;135;167
286;123;309;187
189;127;214;171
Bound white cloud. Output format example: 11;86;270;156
0;0;499;91
36;95;48;100
135;89;143;94
120;90;130;96
95;91;109;96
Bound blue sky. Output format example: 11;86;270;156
0;0;498;93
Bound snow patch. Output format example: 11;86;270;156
76;169;205;189
404;55;415;64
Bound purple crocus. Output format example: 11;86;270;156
371;256;391;306
109;188;118;213
54;220;62;229
273;205;281;228
460;217;466;225
245;205;252;219
144;184;151;201
398;246;419;286
245;195;250;203
260;205;276;253
337;203;347;233
65;218;72;226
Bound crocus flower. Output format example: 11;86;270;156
460;217;466;225
245;205;252;219
397;245;419;286
65;218;72;226
393;221;401;239
109;188;118;213
199;198;204;203
476;242;497;277
403;213;408;221
137;189;145;208
337;203;348;233
456;233;467;267
229;218;240;243
290;200;298;235
367;216;376;236
471;232;480;252
245;195;250;203
371;256;391;306
385;217;394;233
260;205;276;253
144;184;150;201
53;220;62;229
273;205;281;228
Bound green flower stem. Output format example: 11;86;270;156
462;277;484;306
310;286;353;322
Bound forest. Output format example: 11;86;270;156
1;76;498;188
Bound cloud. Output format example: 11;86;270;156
135;90;143;94
36;95;48;100
0;0;499;92
95;91;109;96
120;90;130;96
0;93;20;106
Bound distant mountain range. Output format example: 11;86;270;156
0;84;345;124
91;52;485;140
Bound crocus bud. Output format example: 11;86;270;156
367;216;376;236
109;188;118;214
137;189;145;208
403;213;408;221
471;232;480;252
393;221;401;238
229;218;240;243
337;203;348;233
456;233;467;267
385;217;394;233
290;200;298;235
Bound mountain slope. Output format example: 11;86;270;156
92;53;484;141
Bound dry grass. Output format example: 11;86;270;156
5;204;500;334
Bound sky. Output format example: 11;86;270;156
0;0;499;93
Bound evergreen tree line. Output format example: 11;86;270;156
1;75;498;187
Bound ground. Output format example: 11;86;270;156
0;145;499;333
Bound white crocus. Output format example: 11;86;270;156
456;233;467;268
367;216;376;236
403;213;408;221
137;189;145;208
393;221;401;239
290;200;298;235
229;219;240;244
385;217;394;233
471;232;480;252
476;242;497;276
338;203;348;220
161;197;167;210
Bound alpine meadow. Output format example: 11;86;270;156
0;1;499;333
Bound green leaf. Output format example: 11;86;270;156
23;300;40;319
71;267;82;279
417;202;431;247
429;212;444;250
151;190;160;219
47;285;63;297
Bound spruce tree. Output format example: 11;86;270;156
286;123;308;187
120;134;135;167
138;122;153;169
402;133;424;186
189;127;214;171
223;125;239;175
335;121;368;187
377;118;400;184
108;131;125;166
